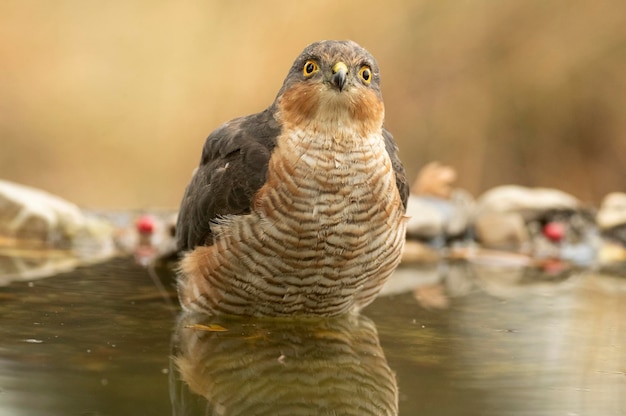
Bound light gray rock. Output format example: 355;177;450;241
0;180;85;246
474;212;529;250
405;190;475;243
0;180;116;283
597;192;626;230
475;185;579;222
474;185;580;248
474;185;598;265
405;196;445;239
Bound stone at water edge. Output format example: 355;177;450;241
473;185;581;249
473;185;599;266
405;162;475;247
0;180;115;260
596;192;626;263
597;192;626;233
475;185;580;222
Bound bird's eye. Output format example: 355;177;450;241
359;66;372;84
303;60;319;77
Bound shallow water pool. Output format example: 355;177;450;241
1;256;625;415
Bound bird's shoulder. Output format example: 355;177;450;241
176;108;281;251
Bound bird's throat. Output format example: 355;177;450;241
277;82;384;137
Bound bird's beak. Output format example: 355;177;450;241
331;62;348;92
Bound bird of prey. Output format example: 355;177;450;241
176;40;409;316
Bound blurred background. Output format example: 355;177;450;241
1;0;625;210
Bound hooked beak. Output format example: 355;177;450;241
331;62;348;92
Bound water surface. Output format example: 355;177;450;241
1;256;625;415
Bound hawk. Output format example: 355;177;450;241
176;40;409;316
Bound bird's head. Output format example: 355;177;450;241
275;40;385;136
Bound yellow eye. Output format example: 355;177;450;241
359;66;372;84
303;60;319;76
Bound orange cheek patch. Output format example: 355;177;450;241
351;89;384;126
278;81;385;137
278;83;321;126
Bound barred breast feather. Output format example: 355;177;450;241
178;125;407;316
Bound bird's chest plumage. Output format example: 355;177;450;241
180;128;406;316
256;129;401;242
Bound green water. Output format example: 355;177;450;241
1;257;625;415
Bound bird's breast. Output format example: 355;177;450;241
179;127;406;316
254;128;401;235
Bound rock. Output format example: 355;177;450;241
595;192;626;262
474;212;529;250
474;185;598;265
597;193;626;229
405;191;475;243
406;162;475;245
0;180;116;282
597;192;626;248
475;185;579;222
474;185;581;249
597;241;626;264
0;180;85;247
405;196;445;240
446;190;475;237
412;161;457;199
72;214;116;263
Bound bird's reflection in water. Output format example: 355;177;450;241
170;313;398;416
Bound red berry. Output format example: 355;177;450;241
543;222;565;242
136;215;155;234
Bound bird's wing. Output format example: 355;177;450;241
383;127;409;212
176;109;281;251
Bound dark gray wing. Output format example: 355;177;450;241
176;108;281;251
382;127;409;212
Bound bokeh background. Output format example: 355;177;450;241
1;0;625;209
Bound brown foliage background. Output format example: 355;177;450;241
1;0;625;209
